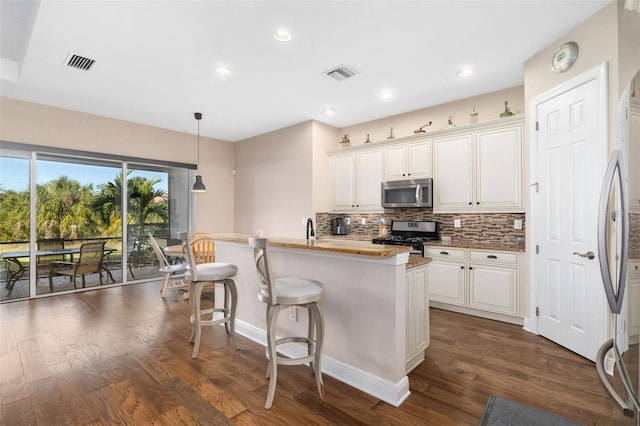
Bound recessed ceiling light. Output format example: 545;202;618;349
323;108;335;115
273;29;292;42
215;66;231;76
457;68;474;78
379;91;393;100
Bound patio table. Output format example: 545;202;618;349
2;247;114;292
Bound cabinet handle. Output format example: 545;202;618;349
460;266;464;269
469;266;473;270
468;202;472;205
440;251;449;255
487;255;498;259
476;202;480;205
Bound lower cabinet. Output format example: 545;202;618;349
406;264;430;373
425;246;520;320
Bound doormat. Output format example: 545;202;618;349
478;396;584;426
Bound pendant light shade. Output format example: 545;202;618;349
191;112;207;193
192;174;206;192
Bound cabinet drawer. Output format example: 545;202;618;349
424;246;466;261
468;249;518;265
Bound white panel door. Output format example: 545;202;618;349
536;77;605;361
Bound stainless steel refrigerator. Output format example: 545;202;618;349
596;30;640;422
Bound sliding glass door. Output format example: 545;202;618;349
0;147;192;302
0;150;31;301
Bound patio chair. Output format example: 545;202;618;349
102;236;137;279
36;239;66;278
148;233;188;298
48;241;106;291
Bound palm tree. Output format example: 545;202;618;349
0;189;30;241
94;172;168;238
36;176;99;239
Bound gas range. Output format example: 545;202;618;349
372;220;440;255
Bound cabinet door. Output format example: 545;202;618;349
384;145;407;181
468;264;518;315
331;154;355;211
412;265;429;353
434;134;473;211
407;140;432;178
406;265;429;372
355;149;383;210
427;261;465;306
475;125;523;211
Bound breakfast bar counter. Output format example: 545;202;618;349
212;233;418;406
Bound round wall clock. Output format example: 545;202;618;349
551;41;579;73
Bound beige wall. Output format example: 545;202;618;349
524;2;619;153
234;121;314;238
337;86;525;149
311;120;339;213
0;96;236;234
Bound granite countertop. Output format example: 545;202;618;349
321;234;527;253
423;239;526;253
212;233;411;257
406;255;432;270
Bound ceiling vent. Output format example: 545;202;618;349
65;53;96;71
324;65;358;81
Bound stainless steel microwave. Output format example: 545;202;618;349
381;178;433;208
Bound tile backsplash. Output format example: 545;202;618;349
316;209;526;245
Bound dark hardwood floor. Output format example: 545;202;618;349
0;280;632;425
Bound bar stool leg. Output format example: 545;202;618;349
226;279;238;350
312;302;325;398
265;304;281;409
190;281;204;358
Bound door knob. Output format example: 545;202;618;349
573;251;595;260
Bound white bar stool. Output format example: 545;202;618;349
248;235;325;409
184;234;238;358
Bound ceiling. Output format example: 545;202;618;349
0;0;611;142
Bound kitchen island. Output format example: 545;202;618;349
211;233;422;406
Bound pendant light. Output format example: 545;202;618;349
192;112;207;192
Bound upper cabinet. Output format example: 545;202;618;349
384;139;432;181
328;115;523;213
330;148;383;212
433;119;523;213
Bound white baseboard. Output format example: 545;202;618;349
234;319;411;407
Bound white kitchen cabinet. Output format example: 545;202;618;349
433;119;523;213
384;139;432;181
426;246;521;321
628;261;640;337
468;263;518;316
330;148;383;212
424;247;466;306
433;134;473;211
406;264;429;373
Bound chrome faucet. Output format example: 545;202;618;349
306;218;315;240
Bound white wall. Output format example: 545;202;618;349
311;120;339;214
234;121;314;238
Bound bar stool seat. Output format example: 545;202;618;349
185;235;238;359
249;235;325;409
